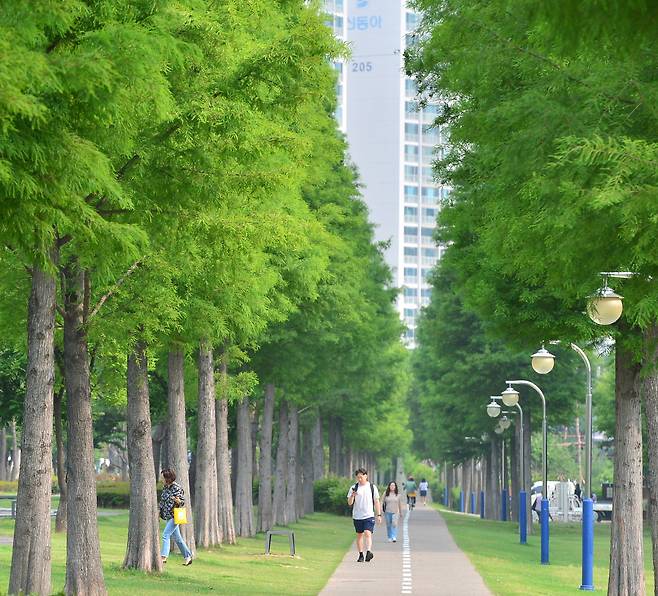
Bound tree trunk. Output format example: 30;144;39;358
641;324;658;596
251;410;259;481
311;412;323;480
273;401;289;525
608;338;644;596
302;428;315;514
329;416;342;476
296;426;304;519
510;424;519;523
216;353;236;544
0;427;6;481
62;266;106;596
54;389;68;533
235;397;255;537
167;347;195;551
9;262;56;596
257;384;275;532
286;406;299;524
123;341;162;572
10;419;20;482
151;423;166;481
194;341;221;548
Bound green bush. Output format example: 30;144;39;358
95;481;166;509
314;476;354;516
0;479;59;494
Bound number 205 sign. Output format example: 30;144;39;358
351;61;373;72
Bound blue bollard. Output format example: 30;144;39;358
480;491;485;519
519;490;527;544
443;486;449;507
470;491;476;514
459;490;465;513
501;489;508;521
580;498;594;590
541;498;550;564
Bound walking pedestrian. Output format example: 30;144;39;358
159;468;193;566
381;481;404;542
346;467;382;562
418;478;429;505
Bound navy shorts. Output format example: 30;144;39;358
353;517;375;534
420;490;427;496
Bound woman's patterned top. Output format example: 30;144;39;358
159;482;185;521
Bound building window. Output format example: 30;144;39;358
404;267;418;284
422;146;435;164
421;227;435;245
405;101;419;118
404;226;418;244
421;268;431;280
404;165;419;182
404;246;418;256
421;167;434;183
404;185;419;202
404;144;419;162
404;206;418;224
405;79;417;97
404;287;417;298
422;187;440;203
405;122;419;142
422;124;440;141
406;12;420;30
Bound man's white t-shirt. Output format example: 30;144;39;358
419;481;429;492
347;482;380;520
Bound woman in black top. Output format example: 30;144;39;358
159;468;193;565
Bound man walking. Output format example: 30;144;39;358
347;467;381;562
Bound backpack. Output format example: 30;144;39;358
352;482;376;510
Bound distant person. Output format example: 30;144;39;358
159;468;193;566
381;481;405;542
347;467;381;562
405;476;418;510
574;483;582;504
418;478;429;505
531;491;553;522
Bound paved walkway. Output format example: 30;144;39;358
320;506;491;596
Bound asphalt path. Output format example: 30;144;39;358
320;505;491;596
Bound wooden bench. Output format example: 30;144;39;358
265;530;295;557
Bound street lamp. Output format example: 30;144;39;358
531;345;555;375
504;379;549;565
537;340;594;590
587;272;633;326
486;400;502;418
501;386;519;407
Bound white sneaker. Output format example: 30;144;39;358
183;556;193;566
387;538;393;542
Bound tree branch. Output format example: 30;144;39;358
89;259;142;319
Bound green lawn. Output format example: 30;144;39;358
437;506;655;595
0;511;353;595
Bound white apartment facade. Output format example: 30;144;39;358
325;0;447;347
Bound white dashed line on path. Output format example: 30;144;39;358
401;510;412;594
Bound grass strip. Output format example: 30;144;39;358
0;511;353;595
436;506;655;595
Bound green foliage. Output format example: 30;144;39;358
410;260;582;465
406;0;658;364
313;476;354;516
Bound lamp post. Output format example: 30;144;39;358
533;341;594;589
486;397;526;540
503;380;549;564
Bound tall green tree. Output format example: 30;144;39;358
407;1;658;591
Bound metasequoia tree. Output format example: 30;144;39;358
408;0;658;592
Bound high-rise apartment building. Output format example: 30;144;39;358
324;1;446;347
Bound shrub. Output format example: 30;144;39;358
314;476;354;516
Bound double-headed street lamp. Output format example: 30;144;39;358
486;396;527;543
501;380;549;564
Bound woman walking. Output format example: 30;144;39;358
381;481;405;542
159;468;193;565
419;478;429;505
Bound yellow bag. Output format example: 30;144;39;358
173;507;188;525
